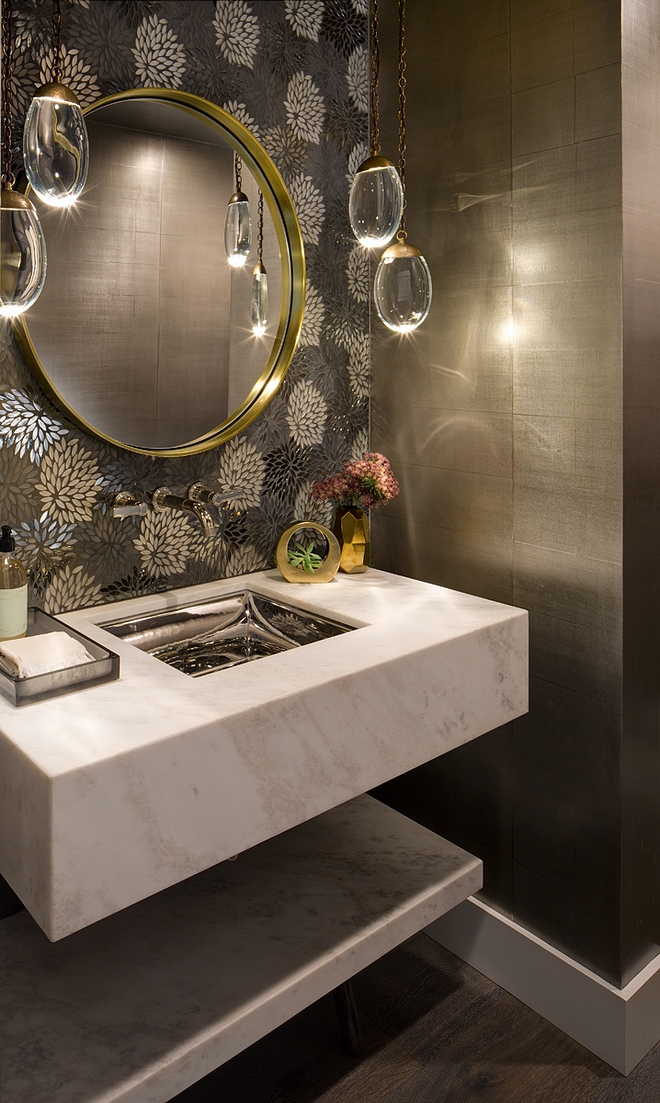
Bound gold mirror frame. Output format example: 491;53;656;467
12;87;305;457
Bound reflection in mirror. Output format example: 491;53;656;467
23;98;284;452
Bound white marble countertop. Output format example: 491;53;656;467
1;794;482;1103
0;568;527;940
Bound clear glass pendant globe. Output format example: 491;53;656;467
0;206;47;317
24;95;89;207
349;160;404;248
374;246;432;332
224;196;251;267
251;263;268;336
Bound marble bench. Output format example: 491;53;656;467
0;794;482;1103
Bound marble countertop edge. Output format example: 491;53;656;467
0;577;527;778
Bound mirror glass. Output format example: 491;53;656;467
16;92;303;455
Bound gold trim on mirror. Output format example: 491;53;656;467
13;87;306;457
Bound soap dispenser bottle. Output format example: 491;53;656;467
0;526;28;641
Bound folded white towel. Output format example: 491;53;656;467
0;632;95;679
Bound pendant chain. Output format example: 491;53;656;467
257;190;264;264
1;0;14;187
234;153;243;193
396;0;407;241
370;0;381;157
52;0;63;83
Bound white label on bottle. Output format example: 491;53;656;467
0;584;28;640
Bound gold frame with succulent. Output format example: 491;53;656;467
275;521;341;584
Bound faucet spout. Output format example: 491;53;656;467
152;487;216;539
186;499;215;539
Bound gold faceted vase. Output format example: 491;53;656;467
332;507;370;573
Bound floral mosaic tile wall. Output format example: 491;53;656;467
1;0;370;613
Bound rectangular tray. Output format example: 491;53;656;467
0;609;120;706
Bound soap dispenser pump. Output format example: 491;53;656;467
0;526;28;641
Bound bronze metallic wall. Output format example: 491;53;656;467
621;0;660;985
371;0;639;985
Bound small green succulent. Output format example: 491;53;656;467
288;540;323;573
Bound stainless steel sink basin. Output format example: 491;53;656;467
103;590;353;676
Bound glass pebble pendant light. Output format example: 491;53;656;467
251;190;268;336
1;0;47;318
224;152;251;267
374;0;432;332
374;240;431;332
23;0;89;208
349;0;403;248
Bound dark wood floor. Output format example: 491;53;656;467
170;932;659;1103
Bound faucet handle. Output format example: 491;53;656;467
152;486;173;513
111;492;148;519
189;482;223;506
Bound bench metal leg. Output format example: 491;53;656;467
332;979;365;1057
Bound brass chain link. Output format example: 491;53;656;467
396;0;407;241
52;0;63;82
1;0;15;186
257;189;264;263
234;152;243;192
370;0;381;156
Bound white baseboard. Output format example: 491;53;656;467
426;897;660;1075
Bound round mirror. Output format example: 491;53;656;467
13;89;305;456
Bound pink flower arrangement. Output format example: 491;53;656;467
310;453;400;511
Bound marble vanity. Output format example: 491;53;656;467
0;567;527;1103
0;567;527;942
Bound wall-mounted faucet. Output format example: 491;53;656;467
152;487;215;538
